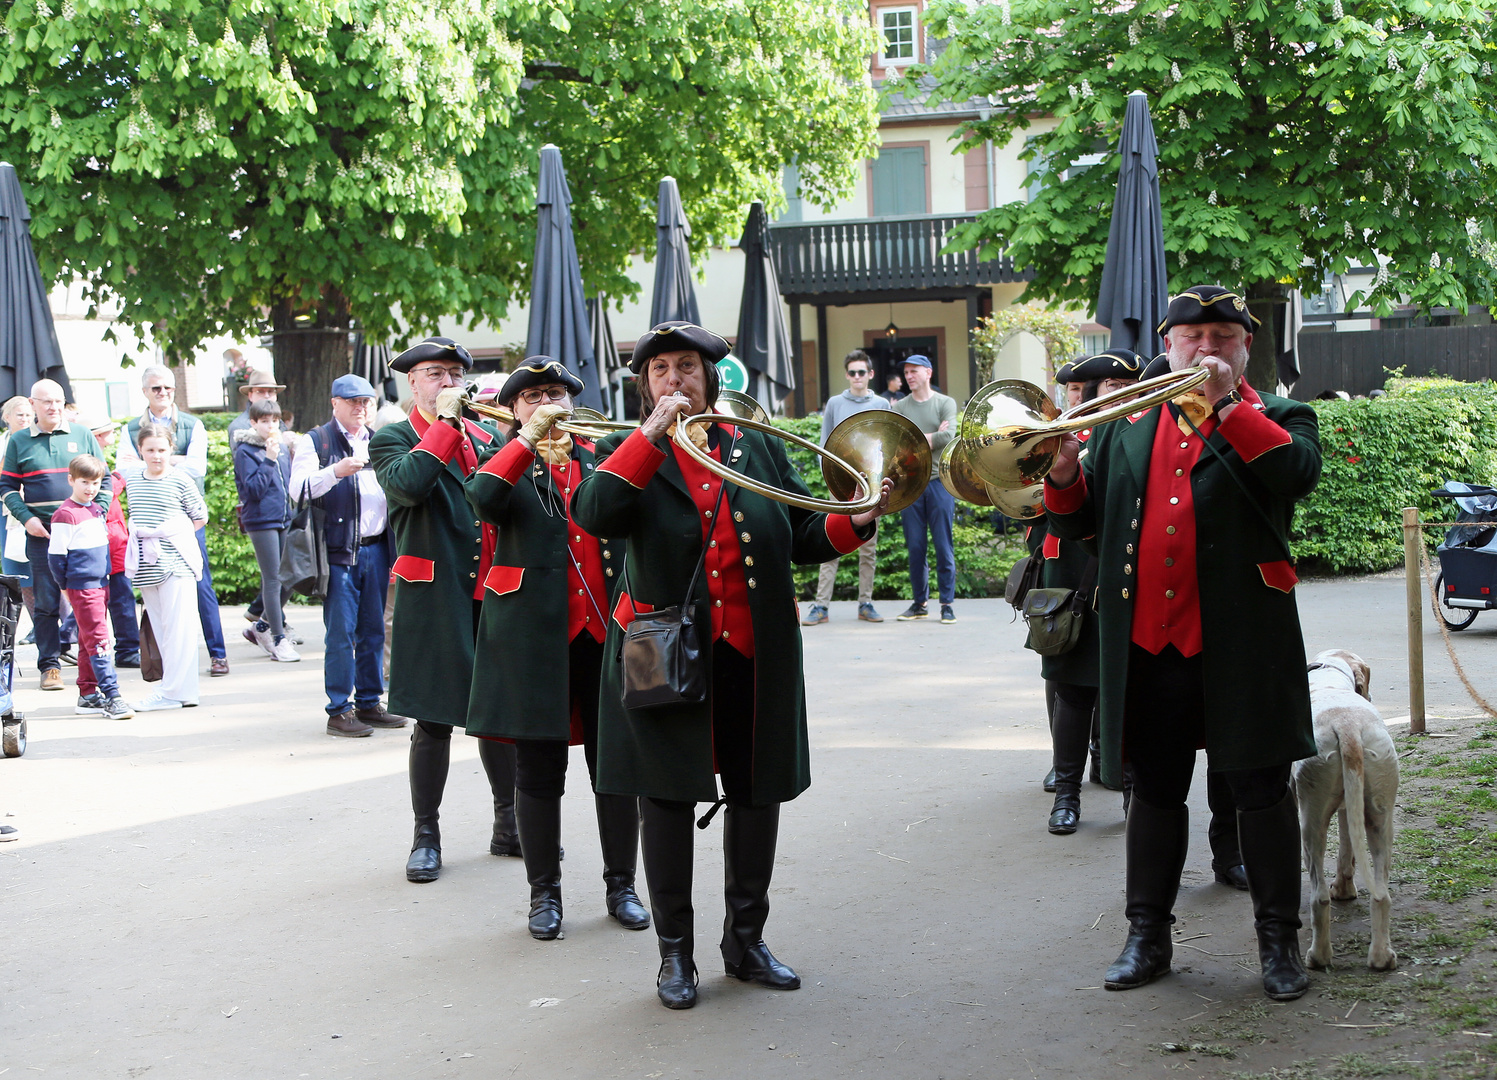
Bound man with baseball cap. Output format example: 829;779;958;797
1044;285;1321;1001
292;373;407;738
892;354;959;623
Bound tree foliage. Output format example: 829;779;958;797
913;0;1497;318
0;0;878;361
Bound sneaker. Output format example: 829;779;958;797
284;624;304;646
896;603;928;621
0;824;16;842
75;692;108;715
242;623;275;658
103;696;135;721
134;693;185;712
20;629;34;646
940;604;956;624
270;636;301;662
210;657;230;677
115;652;142;669
40;668;64;691
858;602;883;623
58;648;79;667
801;605;829;626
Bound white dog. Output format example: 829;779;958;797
1292;649;1399;971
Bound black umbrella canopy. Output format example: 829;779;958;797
351;333;397;403
1095;92;1169;359
526;144;604;411
0;162;73;403
735;201;795;414
587;295;623;417
649;176;701;328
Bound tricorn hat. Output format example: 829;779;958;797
237;369;286;396
628;322;731;374
1158;285;1261;334
497;356;585;408
1067;348;1145;383
391;336;475;374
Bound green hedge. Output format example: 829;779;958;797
774;416;1026;601
1293;378;1497;575
203;429;261;603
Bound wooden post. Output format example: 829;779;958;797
1403;506;1426;735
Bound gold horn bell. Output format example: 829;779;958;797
822;410;931;515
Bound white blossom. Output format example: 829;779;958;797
1179;109;1191;129
1431;252;1442;269
1128;22;1140;46
1231;257;1241;270
1080;79;1091;98
276;161;287;179
1233;29;1246;52
1362;169;1374;184
36;0;52;18
1170;62;1183;83
1484;62;1493;78
1300;204;1311;220
1331;0;1343;18
222;19;236;46
61;0;74;19
1328;148;1337;165
249;31;269;57
1414;62;1428;91
1345;221;1355;240
49;107;61;129
1195;152;1205;169
279;56;294;82
186;26;199;49
1383;182;1394;201
1388;51;1400;72
1208;190;1218;205
304;161;317;185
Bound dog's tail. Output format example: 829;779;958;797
1334;714;1374;896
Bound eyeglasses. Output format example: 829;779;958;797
846;369;869;377
519;387;569;405
146;385;174;394
412;366;465;383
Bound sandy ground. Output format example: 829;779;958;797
0;576;1488;1079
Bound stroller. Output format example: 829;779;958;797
0;574;23;757
1431;481;1497;631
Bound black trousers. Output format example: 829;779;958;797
1124;644;1290;812
514;635;605;799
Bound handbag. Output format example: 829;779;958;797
139;609;164;682
280;491;329;601
620;429;737;710
1004;553;1043;610
1022;558;1096;657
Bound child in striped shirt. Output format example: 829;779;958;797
47;455;132;720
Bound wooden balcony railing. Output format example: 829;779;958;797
769;214;1025;298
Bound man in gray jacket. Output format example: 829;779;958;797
803;350;892;626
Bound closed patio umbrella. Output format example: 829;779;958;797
734;202;795;414
0;162;73;402
352;333;396;402
527;144;604;411
649;177;701;327
1095;92;1168;359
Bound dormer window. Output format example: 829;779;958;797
879;7;918;66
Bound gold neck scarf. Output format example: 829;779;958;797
1174;393;1214;436
674;421;711;451
535;432;574;466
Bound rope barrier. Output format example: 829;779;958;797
1412;517;1497;720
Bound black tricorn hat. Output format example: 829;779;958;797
1067;348;1145;383
628;321;732;374
1055;357;1086;384
1158;286;1261;334
391;336;475;373
1142;353;1171;380
497;356;585;408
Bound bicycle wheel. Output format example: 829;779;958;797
1435;571;1479;631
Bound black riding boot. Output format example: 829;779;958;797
1239;789;1311;1000
1089;704;1102;786
641;798;698;1009
1105;794;1188;990
406;724;450;883
597;794;650;930
1043;680;1057;791
1208;772;1249;889
721;802;800;990
477;738;521;857
516;790;563;940
1048;685;1091;835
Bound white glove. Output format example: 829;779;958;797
519;403;569;446
434;386;466;422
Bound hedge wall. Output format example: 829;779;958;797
203;428;261;603
1294;378;1497;575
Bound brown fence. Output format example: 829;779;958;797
1292;324;1497;399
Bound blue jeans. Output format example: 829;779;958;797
323;542;391;716
110;571;140;661
900;482;956;606
194;526;226;660
24;533;60;673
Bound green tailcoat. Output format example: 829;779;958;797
371;413;499;726
1046;392;1321;785
464;436;620;739
570;426;872;805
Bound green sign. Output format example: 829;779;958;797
716;354;749;392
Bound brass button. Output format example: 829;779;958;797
577;588;584;595
1164;557;1174;567
1175;468;1184;477
473;554;480;561
1166;526;1176;535
701;483;710;490
709;540;717;548
1122;588;1130;599
474;520;481;527
475;536;481;543
605;568;613;577
740;532;751;543
1126;544;1134;555
469;572;476;579
1179;441;1188;449
705;510;713;518
574;535;581;542
1130;519;1138;529
603;550;611;559
723;630;731;639
1124;564;1133;575
1135;498;1141;508
711;570;719;578
1166;589;1175;599
1169;497;1179;505
714;599;722;608
747;578;756;589
734;511;745;522
744;556;754;567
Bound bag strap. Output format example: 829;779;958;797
1071;556;1097;614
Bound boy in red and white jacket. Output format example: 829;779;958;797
47;455;132;720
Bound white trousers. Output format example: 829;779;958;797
140;574;201;705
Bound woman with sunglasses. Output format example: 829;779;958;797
464;358;649;941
